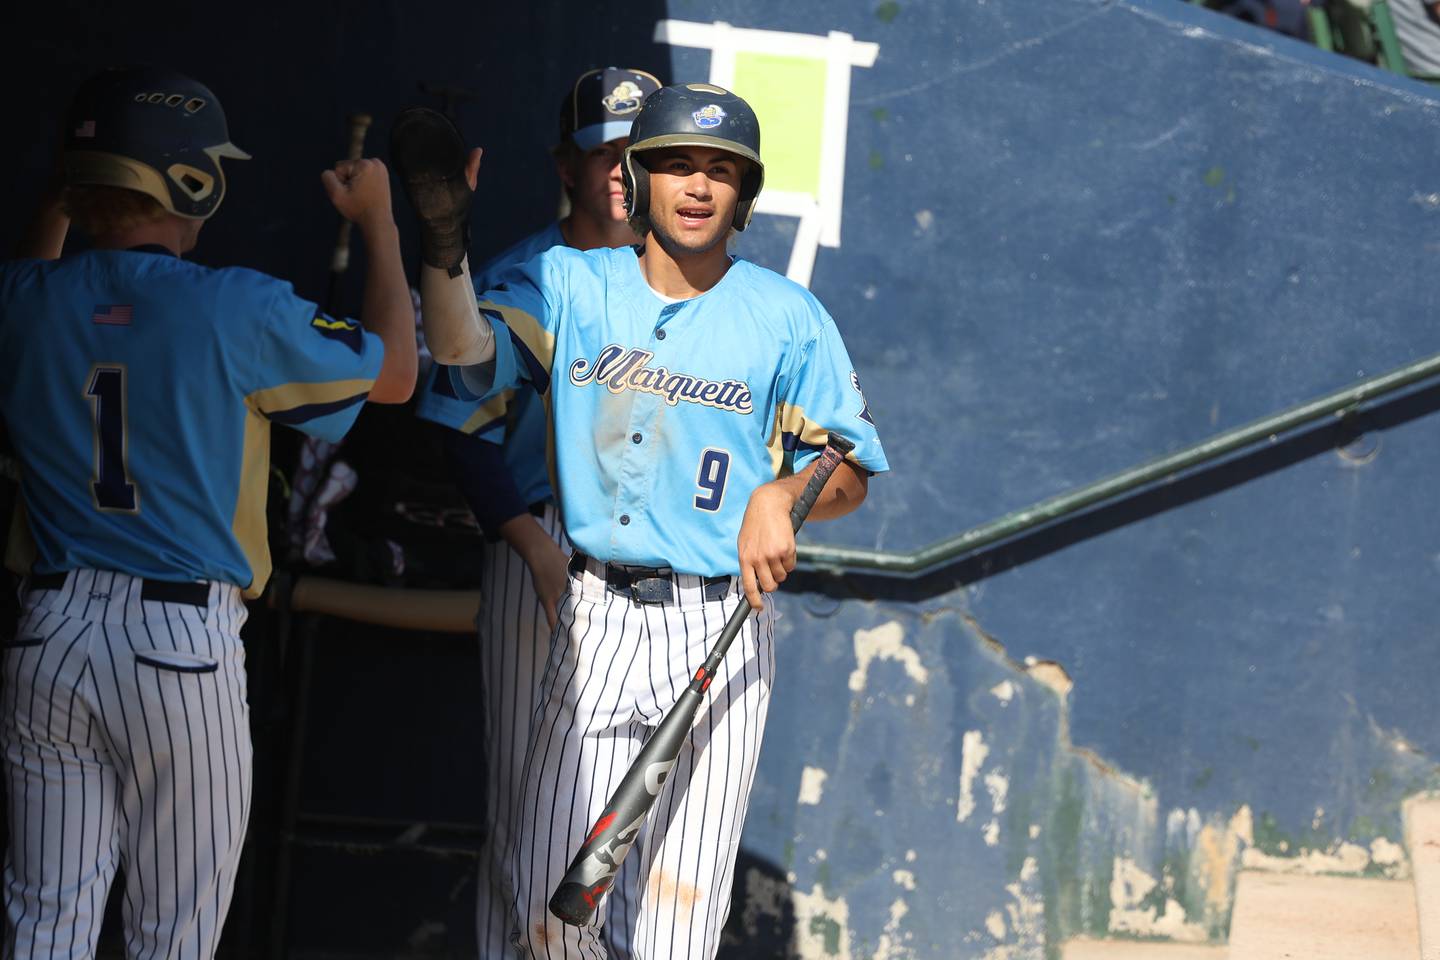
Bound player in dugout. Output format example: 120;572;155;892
0;66;415;956
393;82;888;957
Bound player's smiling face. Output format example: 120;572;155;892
644;146;743;257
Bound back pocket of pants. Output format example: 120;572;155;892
135;650;219;674
2;635;45;650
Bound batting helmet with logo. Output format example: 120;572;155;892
622;83;764;233
64;66;251;220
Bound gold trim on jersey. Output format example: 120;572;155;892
232;407;271;598
766;400;831;478
459;389;514;435
247;378;375;418
478;300;557;374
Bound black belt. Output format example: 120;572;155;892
29;571;211;607
569;552;732;604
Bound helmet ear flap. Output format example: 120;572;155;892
622;150;651;235
733;163;764;231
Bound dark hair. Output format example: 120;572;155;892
62;184;167;238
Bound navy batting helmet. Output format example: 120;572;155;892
64;67;250;220
622;83;764;233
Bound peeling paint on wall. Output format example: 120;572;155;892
959;731;990;823
1108;856;1208;942
986;857;1047;960
873;898;914;960
800;766;829;806
1241;840;1405;877
849;621;929;693
792;883;852;959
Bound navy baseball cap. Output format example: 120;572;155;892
561;67;663;151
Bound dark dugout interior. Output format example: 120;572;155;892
1;1;676;954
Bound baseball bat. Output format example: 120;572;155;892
548;433;857;926
323;112;373;314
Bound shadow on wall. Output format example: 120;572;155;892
721;851;799;958
792;375;1440;604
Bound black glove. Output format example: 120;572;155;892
389;107;473;277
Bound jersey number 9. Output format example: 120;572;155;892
693;448;730;513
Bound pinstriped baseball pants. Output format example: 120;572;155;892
509;563;775;960
1;569;251;959
477;505;638;958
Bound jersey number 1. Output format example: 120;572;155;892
86;365;139;512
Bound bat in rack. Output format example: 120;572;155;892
548;433;857;926
324;111;373;315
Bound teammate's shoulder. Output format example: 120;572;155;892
0;257;42;285
730;258;832;325
210;264;308;304
538;242;617;281
477;221;566;278
731;258;821;302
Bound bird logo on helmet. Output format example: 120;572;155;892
63;66;251;220
621;82;766;235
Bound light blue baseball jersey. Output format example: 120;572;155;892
0;247;383;596
450;246;889;577
414;221;565;508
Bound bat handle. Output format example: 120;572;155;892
328;113;374;277
686;433;857;696
789;433;855;532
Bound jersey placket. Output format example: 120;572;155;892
607;301;685;561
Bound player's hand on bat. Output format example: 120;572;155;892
737;484;798;611
525;538;570;632
321;158;395;232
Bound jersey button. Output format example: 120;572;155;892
620;514;631;525
656;329;667;340
631;432;642;444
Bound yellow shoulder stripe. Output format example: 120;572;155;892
480;300;556;373
247;378;375;415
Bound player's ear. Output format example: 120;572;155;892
552;142;579;193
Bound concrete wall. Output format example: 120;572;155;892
5;1;1440;957
717;2;1440;956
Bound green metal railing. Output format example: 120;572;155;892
1197;0;1413;81
796;349;1440;577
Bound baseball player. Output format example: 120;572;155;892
0;67;415;956
399;83;887;957
408;66;661;956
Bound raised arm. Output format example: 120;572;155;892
321;158;417;403
390;107;497;364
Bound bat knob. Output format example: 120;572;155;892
549;881;604;926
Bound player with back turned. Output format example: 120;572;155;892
406;66;661;956
0;67;415;956
394;82;888;957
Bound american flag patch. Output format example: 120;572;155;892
74;120;96;138
92;305;133;326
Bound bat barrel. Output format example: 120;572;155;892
549;882;601;925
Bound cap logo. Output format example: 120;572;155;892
692;104;726;129
604;81;646;116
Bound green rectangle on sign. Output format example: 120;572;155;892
731;53;827;198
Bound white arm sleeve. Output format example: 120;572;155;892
419;257;495;365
